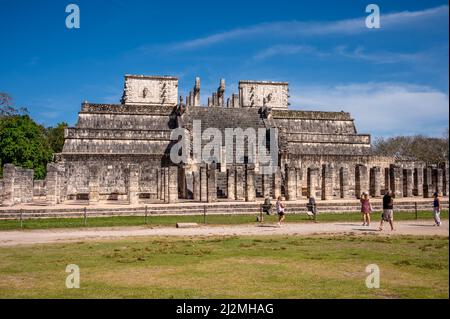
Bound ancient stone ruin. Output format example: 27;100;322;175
0;74;448;206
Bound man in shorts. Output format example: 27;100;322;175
379;190;395;231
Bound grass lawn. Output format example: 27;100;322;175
0;234;447;298
0;210;447;230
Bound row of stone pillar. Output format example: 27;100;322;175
86;164;180;205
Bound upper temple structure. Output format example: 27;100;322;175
0;74;448;206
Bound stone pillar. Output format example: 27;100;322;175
423;167;433;198
389;164;403;198
245;164;256;202
156;168;162;200
2;164;16;206
179;167;187;199
413;167;423;197
46;163;60;205
200;164;208;202
307;167;319;198
262;172;271;198
339;167;349;198
370;166;381;197
403;168;413;198
296;168;304;199
192;171;200;201
164;167;170;203
235;165;245;200
321;164;333;200
273;167;281;199
227;165;235;200
168;166;178;203
384;167;390;193
440;162;449;196
432;168;443;195
285;166;297;201
22;169;34;203
127;164;139;205
355;165;369;198
207;164;217;203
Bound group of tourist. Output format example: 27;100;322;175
359;190;442;231
273;192;443;229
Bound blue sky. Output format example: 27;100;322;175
0;0;448;137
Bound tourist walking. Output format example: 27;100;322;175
360;192;372;226
276;196;286;226
379;190;395;231
433;192;442;226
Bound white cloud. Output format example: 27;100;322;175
156;5;448;51
290;82;449;137
254;44;329;60
253;44;427;64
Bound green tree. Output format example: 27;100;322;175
0;115;53;179
46;122;68;154
372;130;449;164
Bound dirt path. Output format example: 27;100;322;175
0;220;448;247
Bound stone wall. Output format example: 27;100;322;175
121;75;178;106
238;80;289;109
0;164;34;206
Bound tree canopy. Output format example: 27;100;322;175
0;93;66;179
371;131;449;164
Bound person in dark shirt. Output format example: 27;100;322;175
433;192;442;226
379;190;395;231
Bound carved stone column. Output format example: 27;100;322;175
432;168;443;194
355;164;369;198
339;167;349;199
2;164;16;206
389;164;403;198
200;164;208;202
413;166;423;197
273;167;282;199
207;163;217;203
262;172;271;198
423;167;433;198
307;167;319;198
245;164;256;202
235;165;245;200
370;166;381;197
192;171;200;201
321;164;333;200
285;165;297;201
168;166;179;203
227;165;235;200
128;164;139;205
403;168;413;198
440;162;449;196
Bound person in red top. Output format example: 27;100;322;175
360;192;372;226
